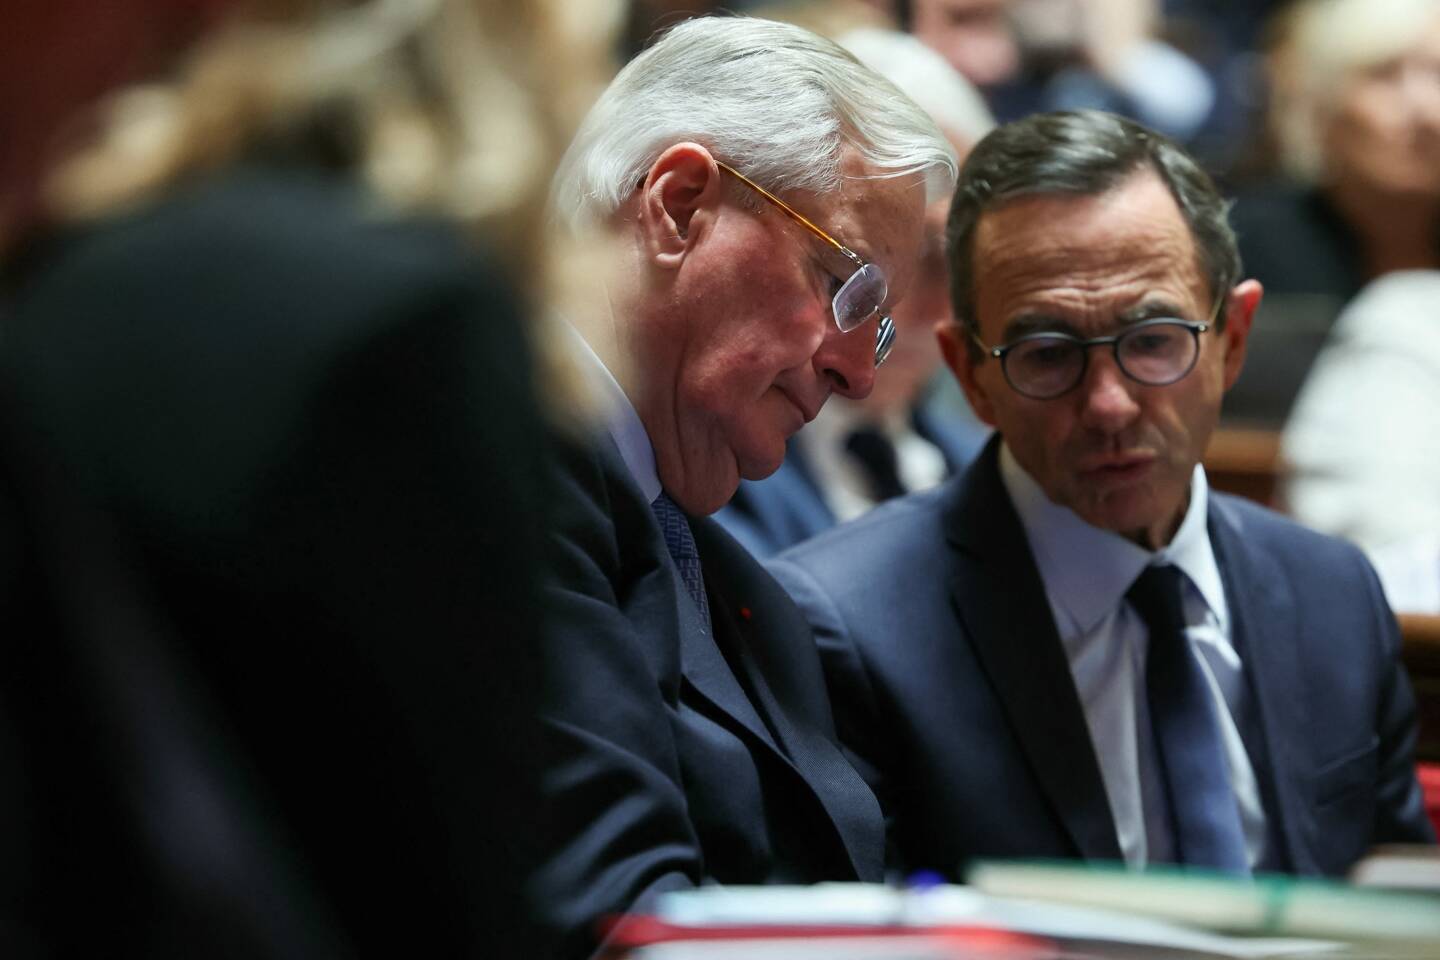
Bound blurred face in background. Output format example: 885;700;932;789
863;194;953;414
910;0;1020;89
1323;14;1440;197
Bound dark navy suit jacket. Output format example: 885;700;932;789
716;405;989;558
769;439;1434;879
538;434;885;957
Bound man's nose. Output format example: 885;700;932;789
814;316;877;400
1076;349;1142;431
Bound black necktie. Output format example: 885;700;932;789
844;426;906;502
1127;564;1250;874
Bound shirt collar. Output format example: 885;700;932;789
567;323;662;503
998;443;1226;636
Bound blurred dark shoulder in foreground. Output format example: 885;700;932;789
0;161;550;959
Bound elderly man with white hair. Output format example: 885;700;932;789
717;27;997;556
536;16;955;957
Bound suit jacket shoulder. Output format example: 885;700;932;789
714;439;835;558
1;166;550;957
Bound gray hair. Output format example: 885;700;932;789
946;109;1240;360
551;15;957;230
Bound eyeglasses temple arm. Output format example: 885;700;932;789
714;161;865;268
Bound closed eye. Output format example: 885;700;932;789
1128;333;1174;354
1022;341;1076;367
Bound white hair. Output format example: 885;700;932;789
836;27;995;147
551;15;958;230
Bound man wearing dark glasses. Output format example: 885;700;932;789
772;110;1433;884
535;16;956;956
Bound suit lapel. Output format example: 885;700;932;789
945;441;1122;861
692;516;886;880
595;426;779;752
1207;497;1310;873
667;546;778;752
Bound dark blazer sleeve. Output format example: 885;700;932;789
535;438;702;957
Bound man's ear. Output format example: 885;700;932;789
1219;279;1262;391
637;142;723;270
937;320;998;426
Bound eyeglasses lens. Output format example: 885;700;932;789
833;262;887;333
1007;339;1084;399
1117;323;1193;382
1005;321;1200;399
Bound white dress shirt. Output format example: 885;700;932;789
569;325;660;502
998;444;1267;869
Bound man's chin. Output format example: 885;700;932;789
1075;495;1181;549
736;445;787;482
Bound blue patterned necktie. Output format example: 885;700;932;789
1128;564;1250;875
652;492;712;631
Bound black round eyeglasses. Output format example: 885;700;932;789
976;306;1220;400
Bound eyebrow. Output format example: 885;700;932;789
803;241;849;281
999;299;1193;343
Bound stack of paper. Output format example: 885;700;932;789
968;861;1440;946
606;882;1351;959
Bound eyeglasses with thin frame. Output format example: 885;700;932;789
714;161;895;367
973;296;1225;400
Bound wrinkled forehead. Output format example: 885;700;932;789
971;173;1207;324
812;156;929;300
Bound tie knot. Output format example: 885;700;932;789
1127;563;1188;635
651;491;699;561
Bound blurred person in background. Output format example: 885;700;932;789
771;109;1432;882
0;0;616;956
1162;0;1291;178
1227;0;1440;424
538;16;954;956
716;27;995;557
902;0;1023;90
988;0;1215;142
1283;271;1440;614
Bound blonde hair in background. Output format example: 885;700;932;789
45;0;622;294
44;0;624;417
1269;0;1440;183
